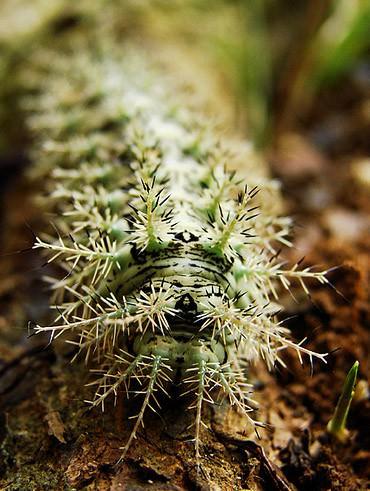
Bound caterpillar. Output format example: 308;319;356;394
21;40;329;466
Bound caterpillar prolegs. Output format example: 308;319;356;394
25;45;329;464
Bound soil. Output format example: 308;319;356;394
0;72;369;490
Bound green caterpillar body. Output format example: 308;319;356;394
23;45;328;463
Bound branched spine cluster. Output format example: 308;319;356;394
23;42;329;465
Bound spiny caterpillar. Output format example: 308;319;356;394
24;44;329;465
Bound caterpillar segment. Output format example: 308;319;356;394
24;45;329;464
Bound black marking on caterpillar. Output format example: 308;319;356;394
23;46;330;466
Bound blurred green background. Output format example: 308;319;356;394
1;0;369;152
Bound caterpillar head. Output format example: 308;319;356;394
133;332;226;368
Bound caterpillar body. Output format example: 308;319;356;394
24;44;329;464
